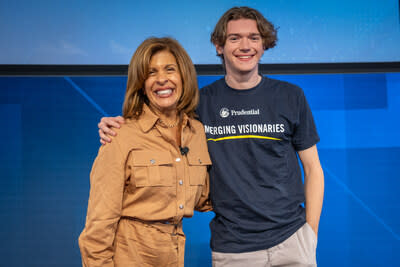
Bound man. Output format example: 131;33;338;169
99;6;324;267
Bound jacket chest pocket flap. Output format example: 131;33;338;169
187;152;212;186
130;151;174;187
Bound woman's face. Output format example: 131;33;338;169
144;50;183;114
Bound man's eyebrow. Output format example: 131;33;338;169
227;33;261;36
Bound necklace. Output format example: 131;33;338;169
158;117;180;128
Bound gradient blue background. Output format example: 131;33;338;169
1;73;399;266
1;0;400;266
1;0;400;64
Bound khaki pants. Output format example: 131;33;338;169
212;222;318;267
113;218;185;267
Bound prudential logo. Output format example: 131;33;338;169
220;108;230;118
219;107;261;118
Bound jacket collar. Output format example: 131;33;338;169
138;104;192;133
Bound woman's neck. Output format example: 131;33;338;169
149;104;178;124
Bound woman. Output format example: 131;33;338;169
78;37;212;267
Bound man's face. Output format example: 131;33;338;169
216;18;264;76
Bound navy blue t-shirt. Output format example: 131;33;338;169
196;76;320;253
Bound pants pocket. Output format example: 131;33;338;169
304;222;318;246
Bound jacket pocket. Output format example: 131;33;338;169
130;151;174;187
187;152;212;186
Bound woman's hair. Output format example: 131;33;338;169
211;6;278;55
122;37;199;119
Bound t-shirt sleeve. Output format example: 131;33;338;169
292;90;320;151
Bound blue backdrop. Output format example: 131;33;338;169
1;73;400;266
1;0;399;64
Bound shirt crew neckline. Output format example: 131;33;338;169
223;75;267;95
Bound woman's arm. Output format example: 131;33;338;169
79;140;126;267
195;171;213;212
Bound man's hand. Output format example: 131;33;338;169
98;116;125;145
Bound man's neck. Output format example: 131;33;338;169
225;69;261;90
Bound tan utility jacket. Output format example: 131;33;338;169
79;104;212;266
